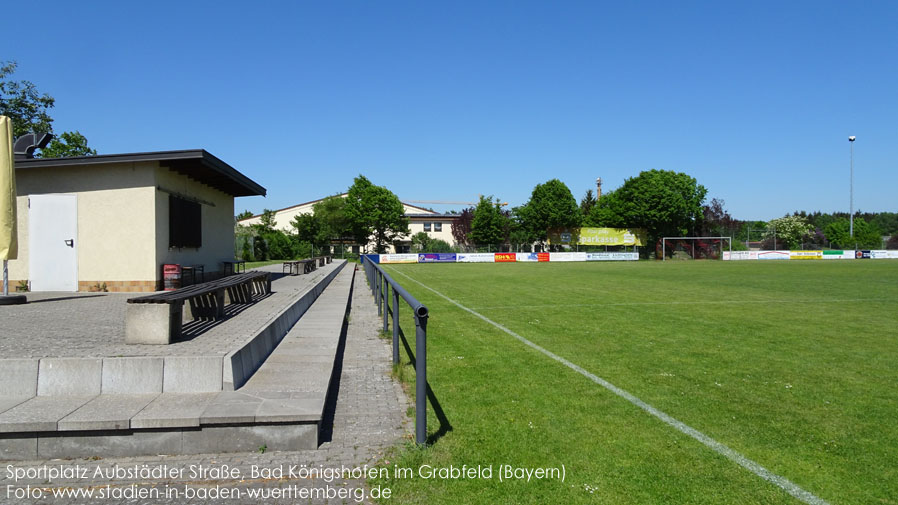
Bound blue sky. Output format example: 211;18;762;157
6;0;896;220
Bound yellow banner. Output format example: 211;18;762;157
548;228;645;246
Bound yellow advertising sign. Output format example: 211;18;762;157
790;250;823;260
548;228;645;246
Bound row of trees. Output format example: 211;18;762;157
1;61;96;157
236;175;411;260
452;170;708;252
452;171;896;253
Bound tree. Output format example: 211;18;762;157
470;195;505;247
824;218;883;249
451;207;474;249
291;213;324;254
344;175;409;253
588;169;707;246
580;189;597;220
763;215;814;249
37;130;96;158
254;209;277;234
1;61;95;157
312;195;350;247
701;198;738;237
0;61;54;138
235;210;254;221
518;179;581;245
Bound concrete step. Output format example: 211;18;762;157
0;264;357;460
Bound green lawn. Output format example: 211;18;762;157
371;260;898;505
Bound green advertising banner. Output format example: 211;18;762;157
548;227;646;246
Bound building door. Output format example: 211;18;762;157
29;194;78;291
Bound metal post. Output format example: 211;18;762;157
2;260;8;297
375;272;381;316
849;136;855;238
415;312;428;445
383;281;389;333
392;288;400;365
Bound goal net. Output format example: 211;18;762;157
660;237;732;260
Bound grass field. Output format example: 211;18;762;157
370;260;898;505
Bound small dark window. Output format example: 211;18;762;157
423;222;431;232
434;222;442;232
169;195;202;248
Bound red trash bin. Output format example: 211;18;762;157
163;264;182;291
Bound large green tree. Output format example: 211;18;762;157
470;195;506;247
1;61;96;157
312;195;350;247
344;175;409;253
763;215;814;249
518;179;581;245
588;169;707;245
824;217;883;249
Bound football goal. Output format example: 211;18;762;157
661;237;733;261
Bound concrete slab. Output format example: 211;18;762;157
0;359;39;396
37;358;102;396
200;392;263;424
255;394;325;423
102;356;164;393
162;356;222;393
0;395;96;432
0;396;33;415
181;423;318;453
58;394;159;431
130;393;217;429
38;430;183;459
0;433;37;459
124;303;176;344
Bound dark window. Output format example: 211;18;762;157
434;222;442;232
169;195;202;248
423;222;431;231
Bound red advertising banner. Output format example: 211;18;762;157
494;253;516;262
538;253;549;262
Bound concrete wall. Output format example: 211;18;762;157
154;166;236;281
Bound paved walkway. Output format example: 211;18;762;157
0;265;411;504
0;264;339;359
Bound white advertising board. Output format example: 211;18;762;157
585;252;638;261
757;250;790;260
549;252;587;262
457;253;496;263
379;254;418;264
723;251;758;261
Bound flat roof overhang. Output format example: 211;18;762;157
16;149;266;197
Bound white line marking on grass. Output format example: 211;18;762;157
387;266;832;505
469;298;887;311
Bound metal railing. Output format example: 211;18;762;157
361;256;429;444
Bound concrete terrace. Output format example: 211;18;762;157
0;260;409;461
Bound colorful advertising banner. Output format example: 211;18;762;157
457;253;495;263
549;252;587;262
516;252;550;262
418;253;457;263
872;250;898;259
856;250;872;259
723;251;758;261
379;253;418;264
790;250;823;260
547;227;646;246
494;253;517;262
586;252;639;261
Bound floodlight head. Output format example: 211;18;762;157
848;136;856;142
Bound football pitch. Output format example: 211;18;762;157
372;260;898;505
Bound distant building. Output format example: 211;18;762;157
10;150;265;292
237;194;459;253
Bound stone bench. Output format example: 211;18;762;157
125;271;271;344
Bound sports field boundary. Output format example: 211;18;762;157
385;265;832;505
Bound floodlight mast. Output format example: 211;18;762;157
848;136;855;239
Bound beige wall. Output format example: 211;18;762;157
8;161;239;292
8;162;157;286
154;166;236;277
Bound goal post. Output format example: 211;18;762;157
661;237;733;261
